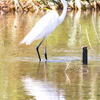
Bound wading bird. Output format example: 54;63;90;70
20;0;68;61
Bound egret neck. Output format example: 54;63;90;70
58;0;67;26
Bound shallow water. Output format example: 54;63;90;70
0;10;100;100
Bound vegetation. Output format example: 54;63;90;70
0;0;100;12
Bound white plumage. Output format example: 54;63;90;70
20;11;59;45
20;0;68;61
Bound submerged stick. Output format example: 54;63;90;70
0;22;10;32
65;72;71;85
65;60;80;72
65;60;71;72
86;29;93;50
92;11;100;43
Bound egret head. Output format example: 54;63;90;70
61;0;67;3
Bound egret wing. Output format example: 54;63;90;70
20;10;59;45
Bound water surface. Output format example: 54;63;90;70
0;10;100;100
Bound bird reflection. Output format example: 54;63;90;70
37;61;47;73
37;61;41;75
37;61;47;81
22;61;65;100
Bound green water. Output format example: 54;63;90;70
0;10;100;100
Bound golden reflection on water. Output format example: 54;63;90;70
0;10;100;100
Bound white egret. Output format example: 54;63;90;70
20;0;68;61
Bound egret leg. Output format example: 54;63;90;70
36;38;45;61
44;39;47;60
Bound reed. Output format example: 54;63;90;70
0;22;10;32
92;11;100;43
86;28;93;50
79;24;81;46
